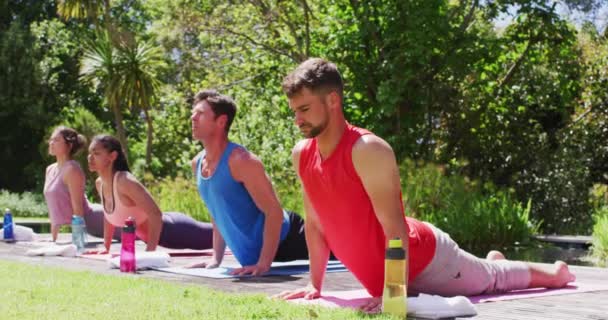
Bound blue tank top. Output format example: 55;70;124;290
196;142;290;266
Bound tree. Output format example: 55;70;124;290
120;40;166;167
80;31;128;152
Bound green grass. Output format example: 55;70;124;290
0;260;396;320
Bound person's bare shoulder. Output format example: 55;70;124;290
191;151;205;175
291;139;309;158
352;134;396;169
354;134;393;154
94;177;102;193
116;171;140;188
291;139;311;171
230;146;261;165
63;161;85;177
228;146;267;182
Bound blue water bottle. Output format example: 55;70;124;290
3;208;14;241
71;215;87;253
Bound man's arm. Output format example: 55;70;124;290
187;217;226;268
352;135;410;306
229;148;283;276
187;153;226;268
275;140;328;300
302;191;331;293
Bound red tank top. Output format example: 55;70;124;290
299;124;436;297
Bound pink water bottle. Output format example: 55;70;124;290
120;217;136;273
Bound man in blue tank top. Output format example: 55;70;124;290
189;90;308;276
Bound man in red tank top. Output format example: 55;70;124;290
275;58;575;312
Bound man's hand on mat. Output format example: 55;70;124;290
360;297;382;313
230;263;270;276
185;259;220;269
272;284;321;300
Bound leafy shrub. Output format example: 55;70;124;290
148;176;211;222
400;160;539;255
591;206;608;267
0;190;48;218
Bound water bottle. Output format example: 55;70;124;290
382;237;407;317
71;215;87;253
3;208;14;242
120;216;136;273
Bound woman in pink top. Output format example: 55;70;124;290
44;126;91;241
88;135;212;252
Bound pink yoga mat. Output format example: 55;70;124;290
80;248;228;261
468;281;608;303
291;289;372;309
290;281;608;309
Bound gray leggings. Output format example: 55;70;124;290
85;204;213;250
409;223;531;297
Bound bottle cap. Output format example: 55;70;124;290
123;217;136;232
386;238;405;260
389;238;402;248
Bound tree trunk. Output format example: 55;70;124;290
112;103;128;161
144;108;153;170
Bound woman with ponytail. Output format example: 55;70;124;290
87;135;212;252
44;126;106;241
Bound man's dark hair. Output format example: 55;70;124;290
282;58;344;99
193;89;237;133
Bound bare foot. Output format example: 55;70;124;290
551;261;576;288
486;250;506;260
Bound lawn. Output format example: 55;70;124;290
0;260;395;320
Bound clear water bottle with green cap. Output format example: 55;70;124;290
71;215;87;253
382;237;407;317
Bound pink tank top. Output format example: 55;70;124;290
43;160;91;226
101;172;149;239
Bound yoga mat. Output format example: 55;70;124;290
468;281;608;303
152;260;347;278
291;289;371;309
289;281;608;309
80;248;220;261
291;290;478;319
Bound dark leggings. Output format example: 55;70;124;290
274;211;337;261
84;204;213;250
274;211;309;261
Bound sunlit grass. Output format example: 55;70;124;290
0;260;397;320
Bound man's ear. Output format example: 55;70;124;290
217;114;228;130
326;91;341;110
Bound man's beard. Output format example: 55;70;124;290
300;122;325;138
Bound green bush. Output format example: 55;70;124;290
401;160;539;255
0;190;48;218
591;206;608;267
148;176;211;223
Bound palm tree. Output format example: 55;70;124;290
119;40;166;167
57;0;112;31
80;31;129;153
62;1;164;168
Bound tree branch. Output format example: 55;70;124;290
497;40;532;89
202;26;298;61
